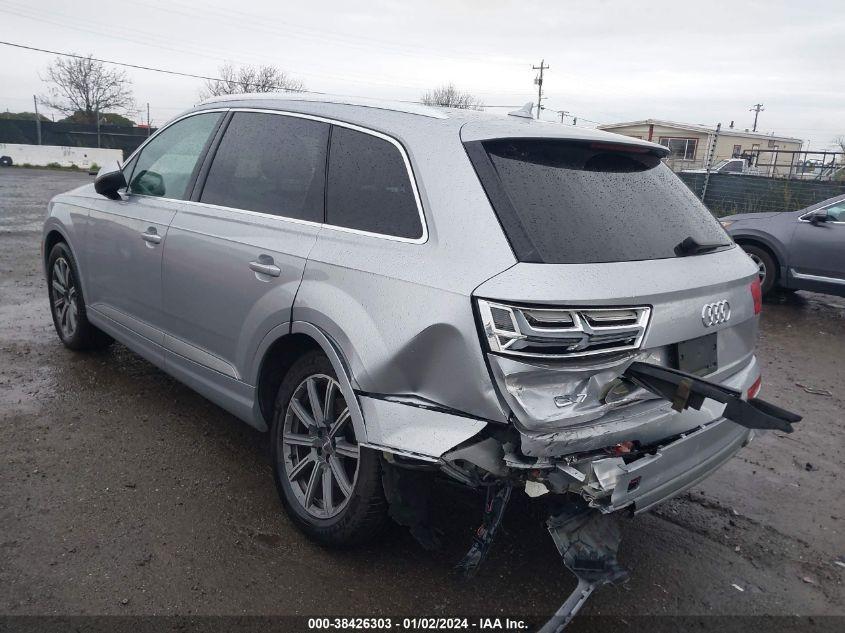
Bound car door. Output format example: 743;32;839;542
85;111;224;359
787;200;845;296
160;110;328;394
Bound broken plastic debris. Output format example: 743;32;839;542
731;583;745;592
454;484;512;578
557;464;586;482
539;504;628;633
525;480;550;498
590;458;625;492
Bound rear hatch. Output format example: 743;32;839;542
464;131;760;455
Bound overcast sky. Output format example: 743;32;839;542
1;0;842;149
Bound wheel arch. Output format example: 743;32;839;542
252;322;368;444
42;225;94;301
733;236;783;284
43;227;69;270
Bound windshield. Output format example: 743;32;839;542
710;160;730;171
467;138;732;264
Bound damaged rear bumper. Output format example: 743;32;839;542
362;352;797;519
578;416;751;513
515;354;761;458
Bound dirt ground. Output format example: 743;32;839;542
1;168;843;631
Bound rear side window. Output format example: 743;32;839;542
468;138;731;264
326;126;422;239
129;112;222;199
200;112;329;222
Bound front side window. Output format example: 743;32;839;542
659;137;698;160
469;138;731;264
129;112;222;199
200;112;329;222
326;126;422;240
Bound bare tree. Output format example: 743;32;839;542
200;63;305;99
420;83;483;110
40;55;134;123
833;135;845;154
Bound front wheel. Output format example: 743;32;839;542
270;351;387;546
741;244;777;296
47;242;112;350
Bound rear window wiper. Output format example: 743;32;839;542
674;236;726;257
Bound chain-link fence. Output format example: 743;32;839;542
744;149;844;181
679;172;845;216
0;119;154;157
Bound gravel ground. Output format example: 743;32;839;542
1;168;843;631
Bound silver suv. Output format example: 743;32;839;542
42;94;799;624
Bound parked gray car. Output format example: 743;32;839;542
721;194;845;296
41;94;800;627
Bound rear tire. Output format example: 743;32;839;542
47;242;113;351
741;244;777;296
270;350;387;547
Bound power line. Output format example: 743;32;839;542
0;1;534;94
146;0;530;69
0;40;526;111
0;40;241;86
0;3;449;92
542;106;571;124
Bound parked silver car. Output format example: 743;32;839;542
42;94;799;626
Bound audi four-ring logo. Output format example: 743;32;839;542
701;300;731;327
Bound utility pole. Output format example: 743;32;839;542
749;103;764;132
558;110;569;124
146;102;151;136
532;59;549;119
33;95;41;145
95;106;101;148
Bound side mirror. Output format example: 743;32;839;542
94;161;127;200
809;210;829;225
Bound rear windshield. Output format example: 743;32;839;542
467;138;731;264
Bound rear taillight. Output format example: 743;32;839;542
750;278;762;315
475;299;651;359
747;375;762;399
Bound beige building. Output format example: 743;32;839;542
597;119;803;175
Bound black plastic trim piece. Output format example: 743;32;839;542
462;140;541;262
625;361;802;433
190;111;232;202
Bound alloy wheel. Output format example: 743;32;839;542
748;252;767;284
280;374;360;519
51;257;79;339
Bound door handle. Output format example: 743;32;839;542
141;228;162;244
249;258;281;277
